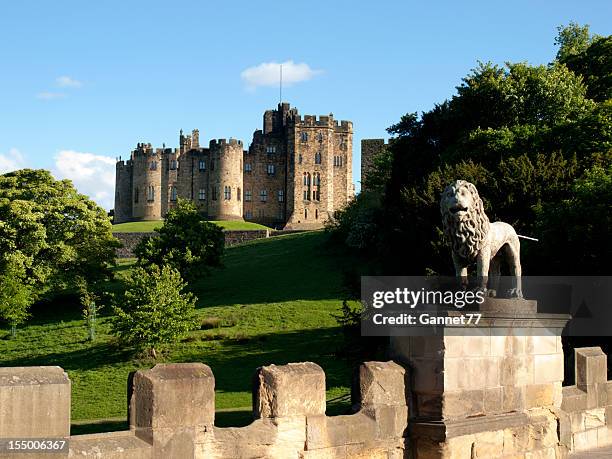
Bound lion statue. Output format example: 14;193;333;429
440;180;523;298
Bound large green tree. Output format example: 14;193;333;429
336;24;611;276
0;169;119;295
134;199;224;280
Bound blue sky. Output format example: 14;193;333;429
0;1;610;209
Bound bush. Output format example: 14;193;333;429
134;199;224;280
111;265;198;357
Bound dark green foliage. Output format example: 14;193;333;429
0;169;119;296
134;199;224;280
0;255;34;337
335;25;611;276
111;265;198;356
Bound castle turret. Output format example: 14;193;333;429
207;139;244;220
114;159;133;223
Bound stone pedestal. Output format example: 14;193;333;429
390;299;571;458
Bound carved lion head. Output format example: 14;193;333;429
440;180;490;261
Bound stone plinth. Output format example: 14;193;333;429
390;299;570;458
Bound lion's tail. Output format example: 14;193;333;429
517;234;539;242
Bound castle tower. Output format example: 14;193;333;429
207;139;244;220
131;143;163;221
114;159;133;223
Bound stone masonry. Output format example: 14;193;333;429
114;103;354;230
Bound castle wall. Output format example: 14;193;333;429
113;104;353;228
114;161;133;224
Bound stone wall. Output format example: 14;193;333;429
113;230;272;258
3;347;612;457
0;361;409;459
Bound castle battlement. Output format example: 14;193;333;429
209;138;243;148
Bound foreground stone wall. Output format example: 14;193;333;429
3;347;612;457
0;361;408;459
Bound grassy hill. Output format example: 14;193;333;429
0;232;361;433
112;220;270;232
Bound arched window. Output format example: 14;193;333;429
301;132;308;142
170;186;177;202
224;186;231;200
303;172;308;186
315;152;322;164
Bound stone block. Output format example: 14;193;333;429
68;431;152;459
501;355;533;386
416;393;443;418
575;347;607;391
572;428;598;451
130;363;214;432
0;366;70;438
561;386;587;412
491;335;511;357
526;334;558;355
584;407;606;429
472;430;504;458
463;331;490;357
534;354;563;384
597;425;612;447
484;387;503;414
502;386;525;413
525;384;555;409
358;361;407;407
442;390;484;419
371;405;408;439
255;362;326;418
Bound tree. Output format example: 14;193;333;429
0;255;35;337
111;265;198;357
76;277;103;342
0;169;120;295
554;22;597;62
134;199;224;280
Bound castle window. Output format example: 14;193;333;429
333;156;343;167
304;209;308;219
170;160;178;170
245;210;253;219
315;173;321;186
278;208;284;220
198;188;206;201
147;185;155;202
315;152;322;164
278;190;284;202
212;186;219;201
258;209;265;218
266;146;276;154
134;187;139;203
298;154;302;164
260;189;268;202
199;159;206;171
303;172;308;186
315;209;319;219
237;187;241;201
150;161;157;170
317;132;323;142
224;186;231;200
170;186;177;202
245;163;252;173
301;132;308;142
245;190;252;202
267;164;275;175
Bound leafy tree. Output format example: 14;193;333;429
555;22;597;62
76;277;103;342
0;255;35;337
134;199;224;280
334;24;611;276
111;265;198;358
0;169;120;295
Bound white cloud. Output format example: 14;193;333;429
53;150;116;210
0;148;27;174
37;91;65;100
240;60;322;90
56;76;82;88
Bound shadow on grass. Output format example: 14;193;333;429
71;419;128;436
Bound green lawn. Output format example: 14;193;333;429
112;220;270;232
0;232;360;432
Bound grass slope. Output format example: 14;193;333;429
0;232;358;432
112;220;270;232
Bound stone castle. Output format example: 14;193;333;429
114;103;354;229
